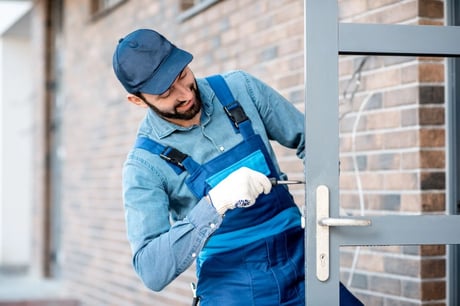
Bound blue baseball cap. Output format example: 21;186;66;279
113;29;193;95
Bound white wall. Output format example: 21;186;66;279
0;37;3;265
0;1;33;270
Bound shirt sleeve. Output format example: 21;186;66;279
239;71;305;160
122;154;223;291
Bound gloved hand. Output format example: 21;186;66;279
208;167;272;215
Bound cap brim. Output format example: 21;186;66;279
139;47;193;95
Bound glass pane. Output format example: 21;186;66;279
340;245;446;305
339;55;447;217
338;54;451;305
339;0;444;26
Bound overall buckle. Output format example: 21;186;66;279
224;101;249;128
160;147;188;169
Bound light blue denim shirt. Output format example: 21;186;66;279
122;70;305;291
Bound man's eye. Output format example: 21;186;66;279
160;91;170;98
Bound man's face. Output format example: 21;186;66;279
139;67;201;125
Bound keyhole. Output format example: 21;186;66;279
320;253;327;267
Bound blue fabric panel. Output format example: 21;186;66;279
204;149;270;188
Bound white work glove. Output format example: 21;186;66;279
208;167;272;215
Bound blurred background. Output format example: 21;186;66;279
0;0;457;305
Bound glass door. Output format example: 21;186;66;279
304;0;460;304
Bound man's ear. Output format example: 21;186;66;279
126;94;148;108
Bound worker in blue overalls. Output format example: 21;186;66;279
113;29;363;305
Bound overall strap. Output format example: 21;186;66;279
206;75;255;139
134;137;200;175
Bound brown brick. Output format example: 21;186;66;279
421;281;446;300
421;259;445;278
421;193;446;212
419;0;444;18
419;63;445;83
419;18;444;26
419;107;445;125
419;128;445;147
420;171;445;190
419;150;445;169
420;245;445;256
419;57;445;63
419;86;445;104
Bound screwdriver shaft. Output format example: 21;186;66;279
270;177;305;185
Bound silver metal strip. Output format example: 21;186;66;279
339;23;460;56
336;215;460;246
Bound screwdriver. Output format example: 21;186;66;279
269;177;305;186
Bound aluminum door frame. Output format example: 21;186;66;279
446;1;460;304
304;0;460;304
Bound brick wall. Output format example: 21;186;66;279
30;0;449;305
41;0;305;305
338;0;447;305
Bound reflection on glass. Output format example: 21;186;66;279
339;1;444;26
338;54;447;305
338;55;446;217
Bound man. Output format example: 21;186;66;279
113;28;362;305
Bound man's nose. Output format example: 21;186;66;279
176;83;194;101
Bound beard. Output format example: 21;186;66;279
148;85;202;121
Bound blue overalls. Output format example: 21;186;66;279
134;75;363;305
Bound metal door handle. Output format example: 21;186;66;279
316;185;371;282
318;218;371;227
